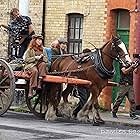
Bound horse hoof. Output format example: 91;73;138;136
56;111;63;117
77;116;90;123
92;122;100;126
71;114;77;120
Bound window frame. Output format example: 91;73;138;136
67;14;83;54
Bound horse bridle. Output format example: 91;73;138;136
101;38;129;65
112;39;131;65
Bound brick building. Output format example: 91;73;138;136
0;0;140;110
101;0;140;111
0;0;107;57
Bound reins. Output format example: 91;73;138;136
100;40;118;60
48;62;95;75
100;39;128;65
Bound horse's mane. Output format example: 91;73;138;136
100;41;110;50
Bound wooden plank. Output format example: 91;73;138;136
14;71;92;85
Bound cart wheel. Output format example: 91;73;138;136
0;59;15;116
25;84;48;119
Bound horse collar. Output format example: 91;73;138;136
90;49;115;79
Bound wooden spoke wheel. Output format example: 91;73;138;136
0;59;15;116
25;84;48;119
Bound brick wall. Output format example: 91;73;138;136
45;0;107;49
106;0;136;55
28;0;43;34
102;0;137;111
0;0;107;57
0;0;19;58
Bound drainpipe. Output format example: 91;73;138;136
134;0;140;109
42;0;46;45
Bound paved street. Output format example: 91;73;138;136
0;111;140;140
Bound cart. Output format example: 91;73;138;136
0;58;92;118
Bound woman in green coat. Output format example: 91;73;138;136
23;34;48;97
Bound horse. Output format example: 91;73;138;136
46;35;132;125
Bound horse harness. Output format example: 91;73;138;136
76;49;115;79
49;49;115;79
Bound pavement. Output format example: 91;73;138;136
9;105;140;127
100;111;140;127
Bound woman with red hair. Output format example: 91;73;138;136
23;34;48;97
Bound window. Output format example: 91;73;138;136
116;10;130;29
68;14;83;54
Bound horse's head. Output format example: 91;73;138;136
108;35;132;66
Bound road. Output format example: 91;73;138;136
0;111;140;140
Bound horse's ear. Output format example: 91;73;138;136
111;35;115;40
111;34;120;40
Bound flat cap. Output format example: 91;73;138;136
58;37;68;44
32;34;43;40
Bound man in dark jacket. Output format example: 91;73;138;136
72;87;90;118
0;8;35;58
112;62;139;120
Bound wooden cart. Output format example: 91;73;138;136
0;58;92;118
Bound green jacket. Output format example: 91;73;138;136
23;47;48;71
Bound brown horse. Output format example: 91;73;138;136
47;35;132;125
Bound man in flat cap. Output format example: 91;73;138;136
51;37;68;56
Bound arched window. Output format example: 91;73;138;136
68;14;83;54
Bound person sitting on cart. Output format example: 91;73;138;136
44;37;68;68
51;37;68;55
23;34;48;97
